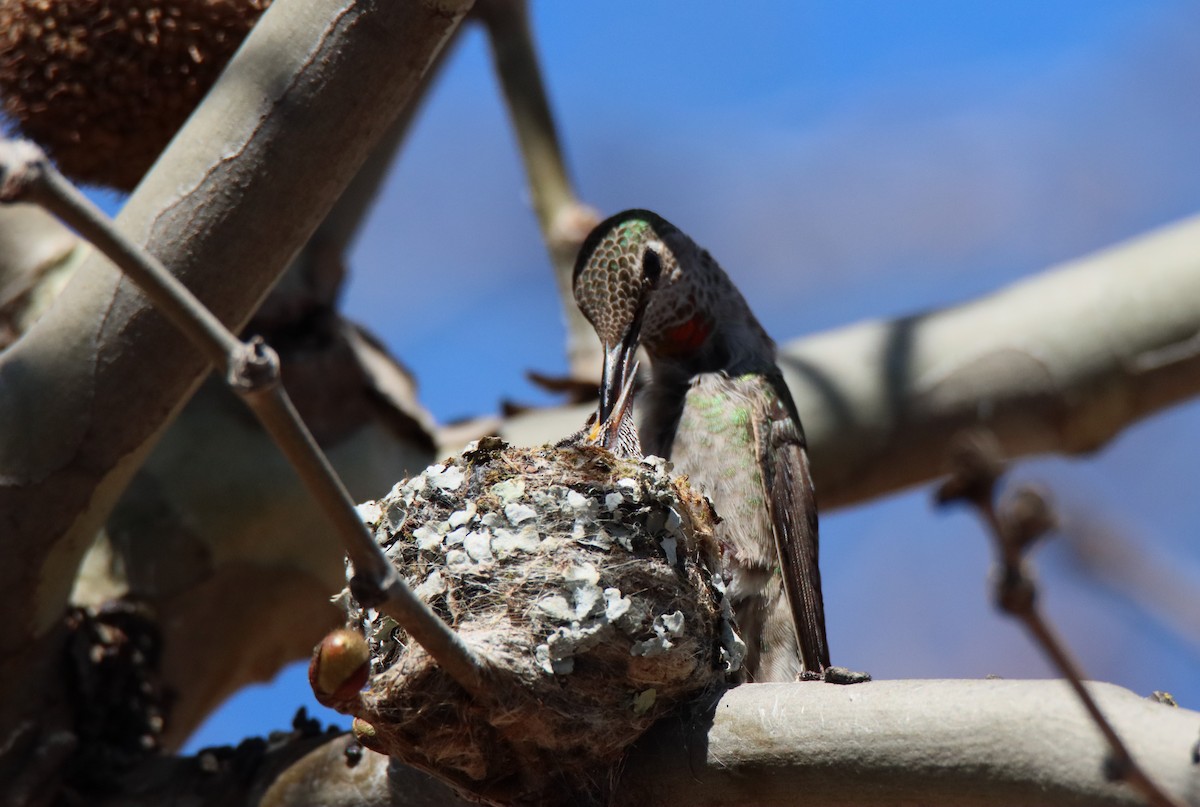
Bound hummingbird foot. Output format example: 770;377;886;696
822;666;873;685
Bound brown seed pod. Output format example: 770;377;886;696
341;436;743;805
308;628;370;711
0;0;272;190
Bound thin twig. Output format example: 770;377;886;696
936;430;1186;807
0;140;490;699
474;0;601;378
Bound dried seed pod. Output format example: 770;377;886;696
308;628;370;711
0;0;272;189
338;436;742;805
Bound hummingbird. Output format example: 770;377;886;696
573;209;830;681
557;356;644;458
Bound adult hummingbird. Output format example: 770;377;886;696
573;209;830;681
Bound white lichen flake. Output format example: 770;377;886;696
537;594;575;622
428;464;465;493
448;502;476;528
414;570;446;601
630;635;671;657
660;535;678;566
710;574;747;673
355;501;382;526
640;455;672;474
463;530;494;562
445;549;472;573
413;520;443;546
572;582;602;620
504;502;537;525
603;588;631;621
631;610;687;657
665;507;682;534
491;525;540;556
400;475;424;499
490;478;525;503
564;562;600;587
535;642;573;675
660;610;685;636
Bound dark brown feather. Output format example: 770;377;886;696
760;378;830;672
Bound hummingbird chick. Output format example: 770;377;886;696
574;209;832;681
556;357;643;458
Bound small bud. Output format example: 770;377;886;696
1149;691;1178;707
309;628;370;710
1002;485;1057;553
935;430;1004;508
352;717;385;753
994;568;1036;615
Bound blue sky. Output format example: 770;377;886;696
185;1;1200;749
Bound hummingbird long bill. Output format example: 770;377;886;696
559;356;643;458
558;254;660;459
594;238;661;432
572;209;831;681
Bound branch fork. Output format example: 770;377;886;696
936;429;1186;807
0;139;490;700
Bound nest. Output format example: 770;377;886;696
0;0;271;189
340;436;743;805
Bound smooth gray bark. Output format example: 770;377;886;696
0;0;471;655
231;680;1200;807
0;0;473;775
618;679;1200;807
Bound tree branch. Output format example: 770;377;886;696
781;214;1200;507
0;0;470;651
77;26;462;747
489;214;1200;508
1059;510;1200;653
615;680;1200;807
0;204;80;346
475;0;602;378
0;0;472;770
134;680;1200;807
3;136;488;716
935;433;1184;807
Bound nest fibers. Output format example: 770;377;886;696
340;436;744;805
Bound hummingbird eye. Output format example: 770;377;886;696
642;247;663;286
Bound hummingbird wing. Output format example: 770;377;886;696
756;374;830;673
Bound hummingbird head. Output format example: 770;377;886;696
572;209;665;426
574;209;765;416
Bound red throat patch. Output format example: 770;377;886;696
658;315;712;356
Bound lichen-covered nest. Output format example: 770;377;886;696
341;436;743;805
